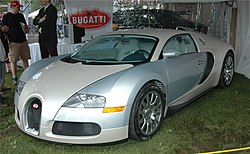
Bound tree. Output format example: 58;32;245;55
0;0;8;5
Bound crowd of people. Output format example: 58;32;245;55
0;0;58;107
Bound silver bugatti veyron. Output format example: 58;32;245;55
14;29;234;144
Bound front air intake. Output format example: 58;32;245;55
27;99;42;132
52;121;101;136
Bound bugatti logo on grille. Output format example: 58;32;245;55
70;9;111;29
32;103;39;109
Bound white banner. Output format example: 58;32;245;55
63;0;113;42
235;0;250;79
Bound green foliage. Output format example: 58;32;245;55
29;0;41;12
0;71;249;154
0;0;9;4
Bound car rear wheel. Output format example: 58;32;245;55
218;52;234;88
129;82;165;141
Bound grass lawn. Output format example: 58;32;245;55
0;69;249;154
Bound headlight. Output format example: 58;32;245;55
62;93;106;108
16;80;26;95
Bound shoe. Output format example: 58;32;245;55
12;77;18;85
0;86;11;92
0;96;9;107
0;102;8;107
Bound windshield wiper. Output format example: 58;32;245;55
61;55;82;63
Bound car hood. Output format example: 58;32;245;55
20;60;132;121
24;60;132;98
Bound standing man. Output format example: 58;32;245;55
0;14;10;73
1;0;30;85
33;0;58;59
0;38;8;107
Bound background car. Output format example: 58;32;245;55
150;9;208;33
113;9;161;29
113;9;208;33
14;29;234;144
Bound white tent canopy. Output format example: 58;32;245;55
159;0;232;2
235;0;250;79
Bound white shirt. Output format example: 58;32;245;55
43;3;50;12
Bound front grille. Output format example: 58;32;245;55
52;121;101;136
27;99;42;131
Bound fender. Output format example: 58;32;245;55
20;54;70;82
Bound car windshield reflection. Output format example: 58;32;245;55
70;34;157;64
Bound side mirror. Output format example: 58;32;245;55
74;45;82;52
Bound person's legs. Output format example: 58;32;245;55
0;95;9;107
22;60;29;69
20;41;30;69
0;62;4;88
8;42;20;85
40;42;49;59
3;36;9;73
47;43;58;57
5;62;10;73
10;62;17;77
0;61;6;88
10;62;18;84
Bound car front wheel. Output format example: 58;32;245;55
218;51;234;88
129;82;165;141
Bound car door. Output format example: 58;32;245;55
162;34;207;103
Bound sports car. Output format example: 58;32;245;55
113;9;208;33
14;29;234;144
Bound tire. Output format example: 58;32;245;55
129;82;165;141
218;52;234;88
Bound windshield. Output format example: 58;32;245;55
70;34;157;64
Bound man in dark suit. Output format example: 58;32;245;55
33;0;58;59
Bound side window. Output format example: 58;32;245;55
182;34;197;54
163;37;181;54
163;34;198;55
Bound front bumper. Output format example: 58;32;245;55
14;93;130;144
